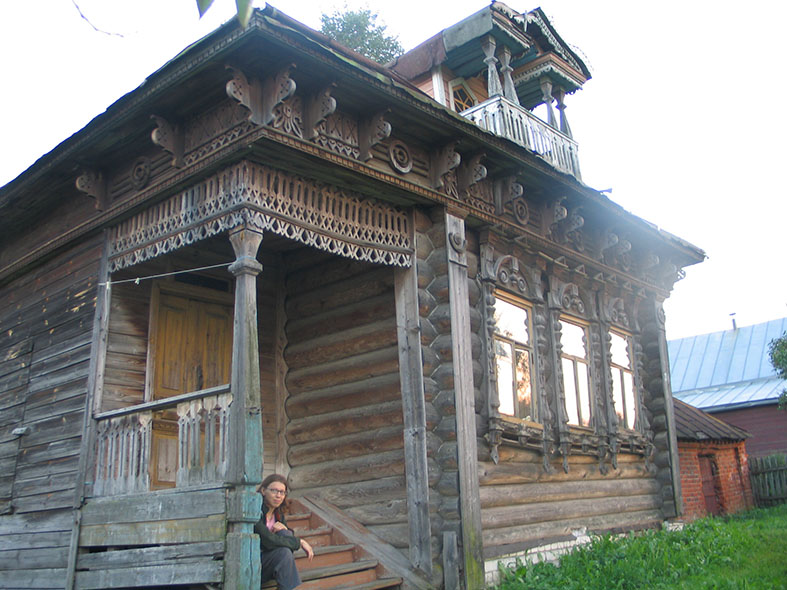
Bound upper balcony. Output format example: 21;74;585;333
461;95;581;180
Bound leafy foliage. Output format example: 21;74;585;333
768;332;787;409
196;0;253;28
320;7;404;64
496;505;787;590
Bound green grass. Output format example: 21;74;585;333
495;504;787;590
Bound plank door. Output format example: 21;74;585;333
699;455;722;516
149;289;233;488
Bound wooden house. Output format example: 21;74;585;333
669;317;787;459
673;398;752;520
0;3;704;589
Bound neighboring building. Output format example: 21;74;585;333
669;318;787;459
0;4;704;589
673;398;752;520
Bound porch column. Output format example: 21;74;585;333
225;224;264;590
445;209;484;589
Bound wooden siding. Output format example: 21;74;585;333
283;252;407;548
0;235;102;589
712;405;787;459
75;487;225;589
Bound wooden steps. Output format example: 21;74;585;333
261;500;402;590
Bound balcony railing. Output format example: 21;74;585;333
93;384;232;496
461;96;582;180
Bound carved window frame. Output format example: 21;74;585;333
558;315;594;430
608;329;639;432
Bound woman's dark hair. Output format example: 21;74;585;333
260;473;290;519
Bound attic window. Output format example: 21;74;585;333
450;80;476;112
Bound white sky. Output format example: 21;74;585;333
1;0;785;340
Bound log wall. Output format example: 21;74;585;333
0;235;102;589
283;251;408;548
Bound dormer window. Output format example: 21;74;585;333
450;79;476;112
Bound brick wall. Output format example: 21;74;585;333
678;440;753;520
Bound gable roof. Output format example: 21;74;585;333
668;317;787;411
673;398;749;441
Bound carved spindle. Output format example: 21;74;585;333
150;115;185;168
430;142;461;189
481;35;503;98
499;46;520;104
553;86;572;138
304;84;337;140
75;170;109;211
359;111;391;161
539;78;558;129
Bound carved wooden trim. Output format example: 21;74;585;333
151;115;185;168
430;142;461;190
493;176;526;224
358;111;391;161
75;169;109;211
304;85;337;140
107;161;413;272
226;65;297;127
457;153;487;196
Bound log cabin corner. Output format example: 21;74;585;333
0;3;704;589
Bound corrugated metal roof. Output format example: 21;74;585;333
673;398;749;441
668;317;787;410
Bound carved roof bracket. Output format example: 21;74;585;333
150;115;184;168
430;141;461;189
226;64;297;126
457;153;487;196
493;175;524;216
304;84;337;140
75;169;109;211
358;110;391;162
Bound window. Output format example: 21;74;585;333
493;293;536;421
449;79;477;112
610;330;637;430
559;318;592;427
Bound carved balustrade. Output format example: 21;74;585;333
93;384;232;496
461;96;582;180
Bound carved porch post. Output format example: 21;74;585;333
225;224;264;590
553;87;573;138
498;46;520;105
539;78;558;130
481;35;503;99
445;209;484;589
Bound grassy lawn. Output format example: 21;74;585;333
495;504;787;590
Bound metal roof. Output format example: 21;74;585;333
673;398;749;441
668;317;787;411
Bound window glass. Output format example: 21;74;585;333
560;318;592;427
610;331;637;430
492;294;536;421
452;85;475;111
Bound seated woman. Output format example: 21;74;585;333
255;474;314;590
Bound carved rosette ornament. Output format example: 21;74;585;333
129;157;151;190
388;140;412;174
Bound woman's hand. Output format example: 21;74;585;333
300;539;314;561
272;522;288;533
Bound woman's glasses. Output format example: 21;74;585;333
267;488;287;496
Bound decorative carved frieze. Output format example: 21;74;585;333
600;294;630;329
430;142;461;190
272;96;303;138
493;176;527;225
303;85;337;140
316;113;360;159
602;231;631;271
75;169;109;211
358;111;391;162
107;161;413;272
548;199;584;253
150;115;185;168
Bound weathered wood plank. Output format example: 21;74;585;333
74;560;223;589
479;457;653;485
286;400;403;445
285;346;400;393
0;545;68;569
80;487;226;525
76;541;224;568
286;294;393;344
480;477;661;507
0;530;70;551
293;475;407;508
78;514;225;546
0;508;73;535
0;567;66;589
286;373;401;420
288;425;404;467
288;450;405;488
13;488;76;514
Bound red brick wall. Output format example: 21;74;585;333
678;440;753;520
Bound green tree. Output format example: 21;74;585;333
768;332;787;410
196;0;253;27
320;7;404;64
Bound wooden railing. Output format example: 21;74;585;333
93;384;232;496
461;96;582;180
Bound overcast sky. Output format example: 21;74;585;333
1;1;785;340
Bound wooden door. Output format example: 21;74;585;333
699;455;722;516
149;289;233;488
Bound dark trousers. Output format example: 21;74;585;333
260;530;301;590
